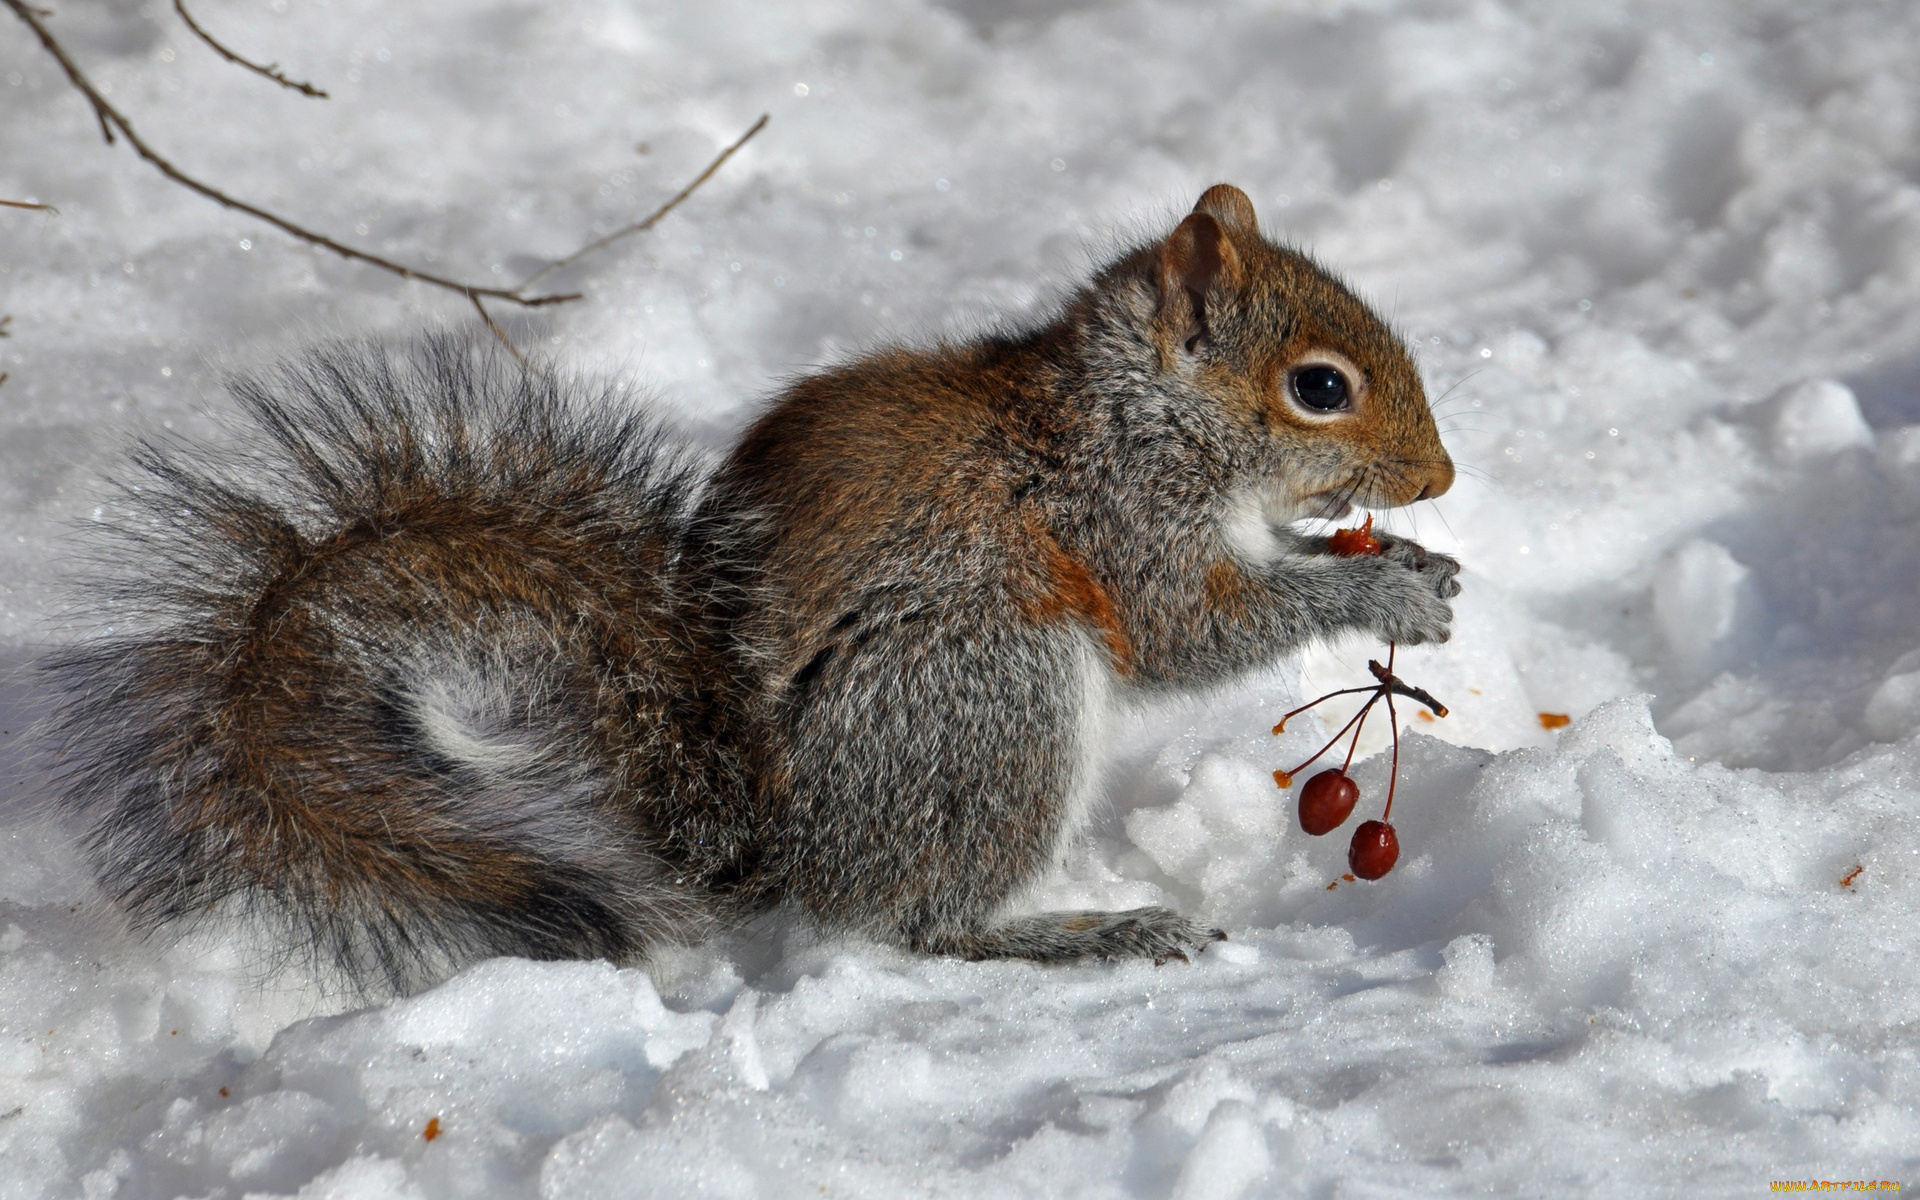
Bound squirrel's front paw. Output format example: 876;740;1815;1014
1369;534;1461;645
1373;532;1463;598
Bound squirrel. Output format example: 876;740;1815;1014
43;184;1459;993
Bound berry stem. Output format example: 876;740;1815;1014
1270;685;1381;735
1283;692;1381;779
1382;644;1400;821
1340;692;1372;773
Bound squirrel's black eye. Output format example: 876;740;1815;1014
1290;365;1351;411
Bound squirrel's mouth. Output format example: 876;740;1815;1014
1299;489;1356;521
1300;460;1450;514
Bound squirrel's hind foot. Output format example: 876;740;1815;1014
919;907;1226;965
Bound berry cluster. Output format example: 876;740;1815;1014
1272;519;1450;880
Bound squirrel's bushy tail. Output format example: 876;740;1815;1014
43;338;722;992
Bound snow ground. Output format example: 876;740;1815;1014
4;0;1920;1195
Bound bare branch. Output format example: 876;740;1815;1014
173;0;327;98
6;0;765;362
2;0;578;308
0;198;59;213
518;113;769;293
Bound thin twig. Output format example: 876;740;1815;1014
468;292;530;370
3;0;577;308
493;114;767;358
0;198;58;213
517;113;769;293
173;0;327;98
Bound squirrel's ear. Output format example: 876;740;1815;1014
1193;183;1258;235
1157;209;1243;357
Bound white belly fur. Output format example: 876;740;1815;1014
1052;631;1114;869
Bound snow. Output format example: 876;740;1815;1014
5;0;1920;1195
1650;537;1753;669
1767;379;1876;463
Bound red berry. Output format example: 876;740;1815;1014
1327;514;1382;557
1348;820;1399;879
1298;769;1360;836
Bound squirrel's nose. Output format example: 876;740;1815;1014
1409;458;1454;503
